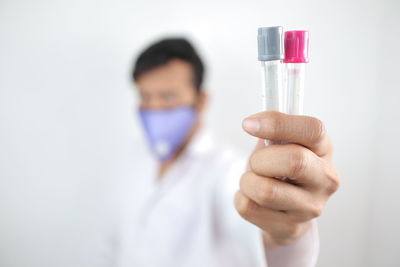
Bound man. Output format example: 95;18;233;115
113;38;340;267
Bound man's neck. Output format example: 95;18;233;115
157;122;201;179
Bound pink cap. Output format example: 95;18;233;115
283;31;309;63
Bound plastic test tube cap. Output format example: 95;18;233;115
283;31;310;63
257;26;284;61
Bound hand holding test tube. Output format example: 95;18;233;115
234;27;339;255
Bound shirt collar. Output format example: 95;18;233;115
182;128;214;158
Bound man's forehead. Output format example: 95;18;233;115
136;59;193;89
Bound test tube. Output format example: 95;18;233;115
283;31;309;115
257;26;285;145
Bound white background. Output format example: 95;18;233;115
0;0;399;266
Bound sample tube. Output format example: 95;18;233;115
257;26;285;145
283;31;309;115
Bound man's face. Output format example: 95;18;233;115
136;59;198;110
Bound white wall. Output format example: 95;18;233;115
365;0;400;265
0;0;398;266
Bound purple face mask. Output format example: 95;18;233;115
138;106;197;161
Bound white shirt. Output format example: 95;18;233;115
109;131;319;267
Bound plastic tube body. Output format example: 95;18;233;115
260;60;284;112
285;63;305;115
260;60;284;145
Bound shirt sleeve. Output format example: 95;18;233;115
265;219;319;267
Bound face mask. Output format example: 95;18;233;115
138;106;197;161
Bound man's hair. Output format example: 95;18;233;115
132;38;205;93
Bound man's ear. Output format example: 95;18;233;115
195;90;208;114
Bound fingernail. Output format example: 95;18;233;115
242;118;260;134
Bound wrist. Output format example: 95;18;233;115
262;221;312;248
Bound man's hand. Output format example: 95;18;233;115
234;111;340;246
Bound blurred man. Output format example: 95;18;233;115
112;38;339;267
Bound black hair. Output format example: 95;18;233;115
132;38;205;93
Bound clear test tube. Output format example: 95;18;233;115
283;31;309;115
257;26;285;145
260;60;283;112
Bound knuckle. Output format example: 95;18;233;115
248;152;259;173
289;149;308;178
235;193;256;220
308;202;323;218
258;180;278;206
291;202;323;222
239;171;252;189
249;148;268;174
325;168;341;194
285;223;302;239
309;118;326;144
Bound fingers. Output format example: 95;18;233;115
239;171;314;213
234;190;289;232
249;144;336;190
234;191;310;245
242;111;333;157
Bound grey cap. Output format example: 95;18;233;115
257;26;284;61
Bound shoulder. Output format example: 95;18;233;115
187;131;248;173
187;132;249;199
